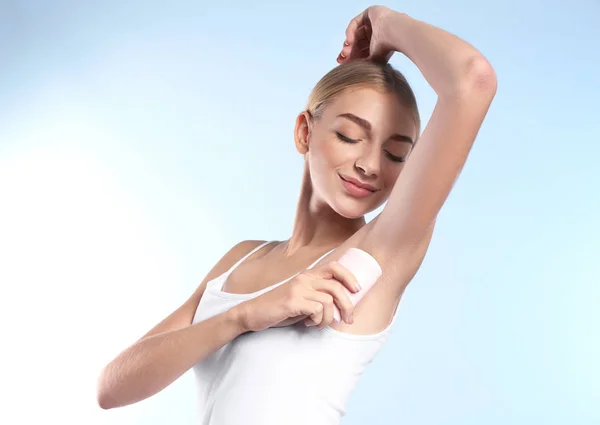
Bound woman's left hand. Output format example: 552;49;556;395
337;5;399;64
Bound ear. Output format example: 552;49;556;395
294;111;312;155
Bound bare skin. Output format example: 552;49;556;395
222;86;424;335
97;5;496;410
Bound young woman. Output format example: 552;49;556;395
97;6;497;424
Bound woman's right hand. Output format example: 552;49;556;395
235;260;361;332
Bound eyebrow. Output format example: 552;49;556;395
337;113;414;145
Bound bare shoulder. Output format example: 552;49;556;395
137;239;267;341
209;240;269;280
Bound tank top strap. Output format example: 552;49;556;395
307;248;336;270
224;240;274;276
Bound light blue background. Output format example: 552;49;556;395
1;1;598;424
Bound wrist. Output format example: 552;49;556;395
226;304;249;335
383;12;413;54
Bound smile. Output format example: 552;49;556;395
339;174;376;198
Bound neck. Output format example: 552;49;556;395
282;163;366;258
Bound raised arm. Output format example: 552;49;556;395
337;7;497;272
311;7;498;296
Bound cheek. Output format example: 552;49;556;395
307;137;351;197
381;164;404;191
310;135;348;170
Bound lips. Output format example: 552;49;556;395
338;174;377;192
339;174;378;199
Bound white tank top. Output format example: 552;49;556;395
192;241;400;425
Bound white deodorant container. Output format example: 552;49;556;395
332;247;383;324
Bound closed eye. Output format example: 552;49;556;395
336;132;406;163
385;152;406;163
335;132;358;144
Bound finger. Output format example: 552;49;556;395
304;316;316;327
295;298;324;322
344;10;368;45
325;280;355;324
308;308;322;326
339;41;360;63
356;24;372;41
316;293;335;329
325;261;361;293
340;22;371;61
311;279;355;324
338;50;365;63
340;25;370;61
306;291;335;329
348;41;370;61
292;290;323;326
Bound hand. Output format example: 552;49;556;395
337;5;397;64
234;260;361;332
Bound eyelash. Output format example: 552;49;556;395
335;132;406;163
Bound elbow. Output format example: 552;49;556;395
97;389;112;410
444;55;497;99
97;392;113;410
96;369;116;410
97;386;119;410
461;55;498;97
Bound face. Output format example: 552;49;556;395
295;87;417;219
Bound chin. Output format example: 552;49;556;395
330;197;376;219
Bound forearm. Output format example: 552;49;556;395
97;307;245;409
388;13;493;96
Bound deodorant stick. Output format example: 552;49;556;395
332;247;383;324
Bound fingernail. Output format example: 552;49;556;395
340;52;346;58
344;40;349;46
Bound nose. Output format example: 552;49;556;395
355;146;381;178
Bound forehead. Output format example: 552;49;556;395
320;87;417;139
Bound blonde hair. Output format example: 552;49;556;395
306;59;421;139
